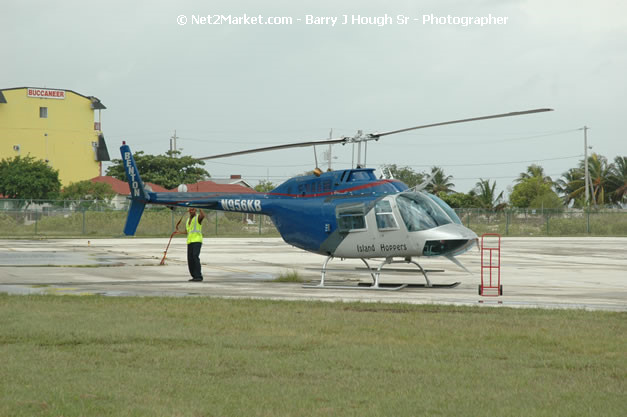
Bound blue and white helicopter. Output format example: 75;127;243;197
121;109;552;290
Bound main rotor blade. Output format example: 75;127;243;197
198;137;347;160
197;108;553;161
373;108;553;138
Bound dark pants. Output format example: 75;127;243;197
187;242;203;279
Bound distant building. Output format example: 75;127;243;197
211;174;254;189
90;176;170;209
173;180;257;194
0;87;110;186
91;177;257;209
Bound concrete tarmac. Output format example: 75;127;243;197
0;237;625;311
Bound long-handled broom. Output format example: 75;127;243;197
160;215;184;265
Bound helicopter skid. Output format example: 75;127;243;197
303;256;454;291
358;282;460;289
302;283;409;291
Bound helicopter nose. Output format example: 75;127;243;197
419;223;478;256
424;223;477;240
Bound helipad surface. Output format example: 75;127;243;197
0;237;625;311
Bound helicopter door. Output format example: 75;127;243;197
374;199;399;232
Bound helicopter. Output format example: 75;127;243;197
120;108;552;290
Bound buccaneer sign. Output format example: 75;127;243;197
27;88;66;99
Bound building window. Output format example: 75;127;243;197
39;107;48;118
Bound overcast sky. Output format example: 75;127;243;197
3;0;625;194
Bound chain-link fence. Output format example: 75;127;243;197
0;201;280;237
0;200;625;237
455;208;627;236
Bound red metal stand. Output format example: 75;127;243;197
479;233;502;296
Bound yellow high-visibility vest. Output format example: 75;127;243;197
186;215;203;244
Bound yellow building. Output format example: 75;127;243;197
0;87;109;185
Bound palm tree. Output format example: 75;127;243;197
556;153;615;207
516;164;553;185
608;156;627;205
426;166;455;194
474;179;504;210
586;154;613;205
555;167;584;207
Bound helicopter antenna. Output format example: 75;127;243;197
197;108;553;162
351;143;355;169
327;128;333;171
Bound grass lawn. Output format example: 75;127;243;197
0;294;624;416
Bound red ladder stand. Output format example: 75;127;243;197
479;233;502;296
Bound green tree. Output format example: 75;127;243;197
0;155;61;204
254;180;276;193
516;164;553;185
586;153;613;205
437;191;480;208
474;179;504;210
555;153;616;207
529;192;564;211
383;164;424;188
106;150;210;189
510;176;561;208
555;167;584;207
426;166;455;194
607;156;626;205
59;180;116;209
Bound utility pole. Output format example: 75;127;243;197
583;126;589;205
169;130;178;154
582;126;595;206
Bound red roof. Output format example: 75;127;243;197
173;180;258;194
90;176;170;195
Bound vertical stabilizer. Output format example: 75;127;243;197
120;143;148;235
120;143;148;201
124;200;146;235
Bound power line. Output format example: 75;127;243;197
454;172;564;181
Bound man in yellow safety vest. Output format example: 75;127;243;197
186;207;205;281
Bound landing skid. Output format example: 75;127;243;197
303;283;409;291
358;282;460;289
303;256;456;291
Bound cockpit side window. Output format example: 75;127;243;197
396;193;453;232
336;203;367;232
375;199;398;230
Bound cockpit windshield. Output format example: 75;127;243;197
425;193;463;225
396;192;453;232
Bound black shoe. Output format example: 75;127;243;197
188;277;203;282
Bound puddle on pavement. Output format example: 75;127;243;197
0;251;131;266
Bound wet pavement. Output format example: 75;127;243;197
0;237;625;311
